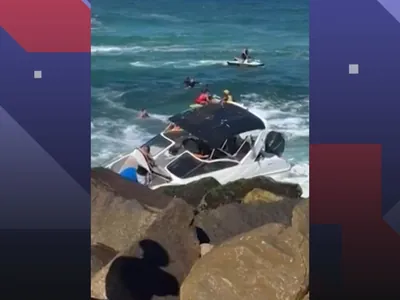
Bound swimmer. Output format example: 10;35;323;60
138;108;150;119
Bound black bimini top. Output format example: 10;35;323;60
168;103;265;148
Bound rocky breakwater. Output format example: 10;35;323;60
91;167;309;300
91;168;200;300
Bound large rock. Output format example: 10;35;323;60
157;177;220;208
91;168;175;253
91;197;200;300
180;223;309;300
201;176;302;210
158;176;302;213
242;188;284;204
291;199;309;238
194;192;302;245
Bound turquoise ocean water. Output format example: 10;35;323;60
91;0;309;196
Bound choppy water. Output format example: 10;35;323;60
91;0;309;196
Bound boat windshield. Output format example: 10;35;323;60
166;152;238;179
142;134;173;156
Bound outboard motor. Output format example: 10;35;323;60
264;131;285;157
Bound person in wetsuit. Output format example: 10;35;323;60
184;77;198;88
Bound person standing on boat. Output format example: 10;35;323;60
136;145;156;185
240;48;249;62
119;145;156;186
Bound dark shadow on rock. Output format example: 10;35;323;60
105;239;179;300
195;226;210;244
91;243;118;277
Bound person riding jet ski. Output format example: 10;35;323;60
240;48;250;62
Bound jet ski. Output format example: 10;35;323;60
226;57;264;67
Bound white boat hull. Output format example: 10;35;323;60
227;58;264;67
105;150;291;190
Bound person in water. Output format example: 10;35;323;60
184;77;198;88
138;109;149;119
240;48;249;61
222;89;233;103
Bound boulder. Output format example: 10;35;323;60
201;176;302;210
291;199;309;238
157;177;220;208
157;176;302;213
194;195;302;245
91;168;175;253
91;197;200;300
180;223;309;300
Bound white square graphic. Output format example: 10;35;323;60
348;64;359;75
34;70;42;79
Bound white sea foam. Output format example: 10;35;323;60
140;13;185;23
129;59;227;69
241;94;309;140
91;45;197;55
91;117;156;166
91;44;268;56
91;87;170;166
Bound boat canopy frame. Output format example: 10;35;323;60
168;103;265;148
